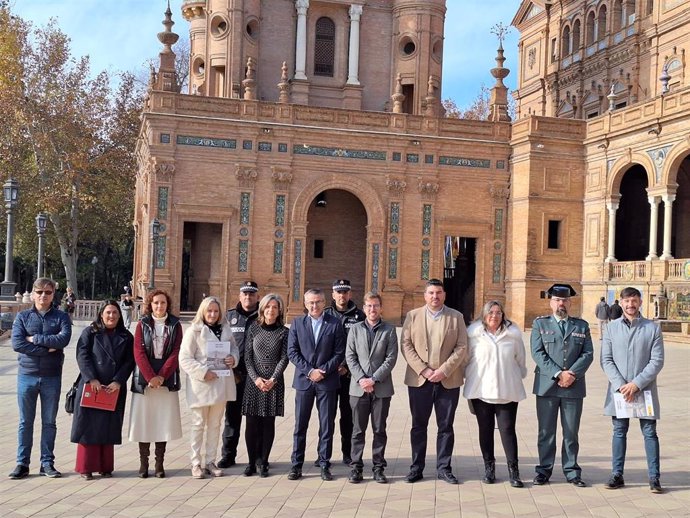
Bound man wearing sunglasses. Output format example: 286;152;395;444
9;278;72;480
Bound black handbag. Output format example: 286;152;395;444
65;374;81;414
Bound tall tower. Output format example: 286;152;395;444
391;0;446;115
182;0;263;98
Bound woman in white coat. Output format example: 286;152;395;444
463;300;527;488
179;296;238;479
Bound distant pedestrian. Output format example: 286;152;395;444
595;297;610;337
609;300;623;320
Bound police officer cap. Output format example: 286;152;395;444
240;281;259;293
547;283;577;298
332;279;352;291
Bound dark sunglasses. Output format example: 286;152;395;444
34;290;53;295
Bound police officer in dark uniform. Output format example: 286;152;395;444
531;284;593;487
322;279;365;465
217;281;259;468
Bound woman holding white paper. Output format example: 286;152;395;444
179;296;238;479
71;301;134;480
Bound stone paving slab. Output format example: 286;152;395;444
0;323;688;517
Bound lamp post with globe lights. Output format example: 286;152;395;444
0;179;19;300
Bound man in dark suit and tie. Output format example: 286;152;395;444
287;288;346;481
531;284;594;487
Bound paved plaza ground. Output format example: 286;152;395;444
0;322;688;517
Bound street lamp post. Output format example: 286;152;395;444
91;256;98;300
36;213;48;278
0;178;19;300
148;218;160;290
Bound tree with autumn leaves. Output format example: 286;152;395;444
0;4;141;297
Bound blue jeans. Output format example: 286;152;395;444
612;417;660;479
17;374;62;467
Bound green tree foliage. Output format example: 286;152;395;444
0;7;142;298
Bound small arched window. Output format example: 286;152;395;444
562;26;571;56
572;19;581;51
597;5;608;41
586;11;596;45
314;17;335;77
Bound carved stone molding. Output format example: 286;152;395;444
155;162;175;181
271;167;293;190
386;176;407;196
490;185;510;202
417;179;439;200
235;164;258;188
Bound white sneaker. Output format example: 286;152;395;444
205;462;224;477
191;464;205;479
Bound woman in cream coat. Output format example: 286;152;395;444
463;300;527;488
179;296;238;479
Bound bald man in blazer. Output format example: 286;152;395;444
401;279;468;484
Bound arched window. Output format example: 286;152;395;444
314;17;335;77
586;11;596;45
597;5;608;41
572;19;581;51
612;0;623;32
562;25;571;56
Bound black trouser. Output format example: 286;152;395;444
221;378;245;461
337;373;353;459
408;381;460;473
472;399;519;464
350;393;391;470
244;415;276;467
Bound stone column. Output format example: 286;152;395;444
660;193;676;260
605;199;619;262
294;0;309;80
646;195;659;260
347;5;363;85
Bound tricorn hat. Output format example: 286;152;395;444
546;283;577;298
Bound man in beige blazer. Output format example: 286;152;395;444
401;279;468;484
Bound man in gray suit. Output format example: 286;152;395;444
345;292;398;484
601;286;664;493
531;284;593;487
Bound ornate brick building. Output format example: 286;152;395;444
134;0;690;329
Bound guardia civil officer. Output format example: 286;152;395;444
531;284;593;487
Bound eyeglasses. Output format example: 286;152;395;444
34;290;53;295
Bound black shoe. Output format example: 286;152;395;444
287;467;302;481
348;469;363;484
243;464;257;477
8;465;29;479
605;473;624;489
259;465;269;478
80;472;94;481
321;467;333;481
437;470;459;485
373;469;388;484
533;473;550;485
650;478;663;493
568;476;587;487
313;459;320;467
482;460;496;484
40;464;62;478
405;470;423;483
100;472;113;478
342;456;352;465
216;457;235;469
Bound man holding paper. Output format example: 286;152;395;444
601;286;664;493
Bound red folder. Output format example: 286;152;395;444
80;385;118;411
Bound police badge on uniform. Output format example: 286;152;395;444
231;318;238;325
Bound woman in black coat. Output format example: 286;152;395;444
71;300;134;480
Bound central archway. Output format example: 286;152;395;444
305;189;367;300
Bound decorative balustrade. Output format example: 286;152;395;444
608;258;690;282
74;300;144;322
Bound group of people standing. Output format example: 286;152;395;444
8;276;665;493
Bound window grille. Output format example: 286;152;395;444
314;17;335;76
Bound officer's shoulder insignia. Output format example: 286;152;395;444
535;315;550;320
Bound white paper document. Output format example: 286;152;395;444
206;341;234;377
613;390;655;418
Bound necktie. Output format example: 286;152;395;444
559;319;566;336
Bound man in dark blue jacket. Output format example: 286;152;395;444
287;288;345;481
9;278;72;479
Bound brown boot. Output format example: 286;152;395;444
138;442;150;478
154;442;166;478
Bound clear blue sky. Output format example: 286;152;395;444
11;0;522;108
